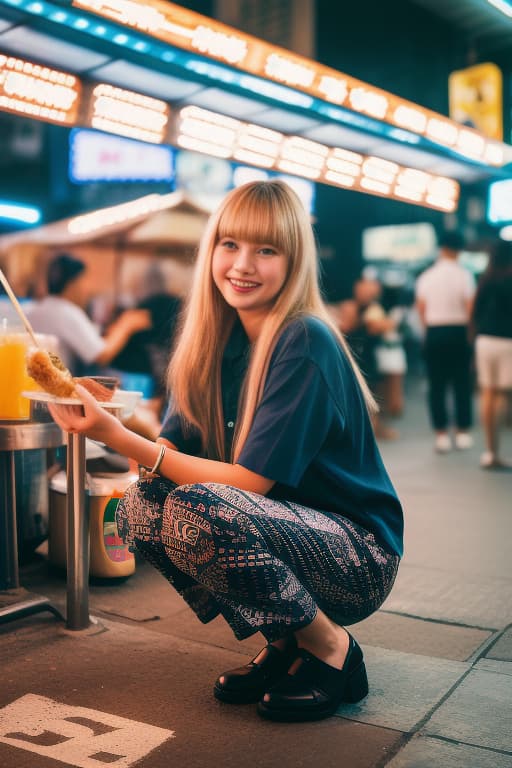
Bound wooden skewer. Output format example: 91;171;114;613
0;268;40;348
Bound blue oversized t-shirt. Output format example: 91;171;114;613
160;316;404;557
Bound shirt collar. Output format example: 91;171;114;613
224;317;250;361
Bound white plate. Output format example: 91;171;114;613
22;390;124;409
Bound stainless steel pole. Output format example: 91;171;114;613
0;450;19;589
66;431;89;630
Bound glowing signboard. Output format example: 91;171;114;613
172;105;459;212
449;62;503;141
0;53;80;125
69;128;174;181
84;83;170;143
72;0;505;166
487;178;512;224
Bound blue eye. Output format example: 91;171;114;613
222;240;237;249
259;247;277;256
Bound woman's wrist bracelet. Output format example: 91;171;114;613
150;443;166;475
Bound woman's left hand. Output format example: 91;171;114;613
47;384;124;446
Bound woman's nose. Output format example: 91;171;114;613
233;247;255;272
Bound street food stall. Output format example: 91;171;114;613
0;192;210;629
0;190;210;310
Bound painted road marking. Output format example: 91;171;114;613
0;694;174;767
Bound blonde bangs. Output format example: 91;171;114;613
216;183;296;256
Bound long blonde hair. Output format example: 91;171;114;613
168;180;376;461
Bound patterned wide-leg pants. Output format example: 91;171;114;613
117;478;400;642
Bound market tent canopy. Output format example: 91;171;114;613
0;190;211;254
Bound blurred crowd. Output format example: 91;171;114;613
4;233;511;470
329;233;512;468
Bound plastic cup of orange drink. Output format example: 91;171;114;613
0;326;40;420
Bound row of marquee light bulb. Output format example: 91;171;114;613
71;0;505;168
0;52;458;212
176;106;459;212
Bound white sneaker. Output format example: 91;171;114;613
435;433;451;453
480;451;496;468
455;432;474;450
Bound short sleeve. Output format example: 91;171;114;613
159;406;202;455
60;304;105;364
237;357;338;487
415;273;425;300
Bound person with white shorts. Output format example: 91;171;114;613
472;240;512;468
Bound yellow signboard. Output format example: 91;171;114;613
449;62;503;141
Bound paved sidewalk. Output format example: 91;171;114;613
1;382;511;768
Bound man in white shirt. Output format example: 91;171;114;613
415;232;475;453
27;253;150;374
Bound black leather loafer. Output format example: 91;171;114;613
257;634;368;722
214;638;297;704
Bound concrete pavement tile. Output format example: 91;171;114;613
387;735;512;768
424;669;512;751
382;564;512;630
475;659;512;676
146;608;264;656
338;646;468;732
353;611;490;661
20;556;186;623
486;627;512;661
0;617;402;768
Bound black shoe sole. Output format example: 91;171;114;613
213;683;264;705
257;688;369;722
256;657;369;721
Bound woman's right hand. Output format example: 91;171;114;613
47;384;126;446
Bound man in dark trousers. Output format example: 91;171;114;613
415;232;475;453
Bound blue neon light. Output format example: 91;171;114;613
487;0;512;19
185;58;237;85
238;74;313;108
0;201;41;225
487;178;512;224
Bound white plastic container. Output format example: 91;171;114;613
49;471;138;578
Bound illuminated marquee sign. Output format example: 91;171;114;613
172;106;459;212
0;53;80;125
84;83;170;143
69;128;174;181
72;0;505;166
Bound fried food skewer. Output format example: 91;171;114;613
26;348;76;398
0;269;114;402
26;349;117;402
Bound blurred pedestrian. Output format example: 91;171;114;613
374;284;408;418
350;276;400;439
415;232;475;453
27;253;151;374
47;181;403;723
471;239;512;468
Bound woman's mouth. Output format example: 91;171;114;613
228;278;260;293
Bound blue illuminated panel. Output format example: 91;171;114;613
69;128;174;182
487;178;512;224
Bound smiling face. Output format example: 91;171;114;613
212;237;288;335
